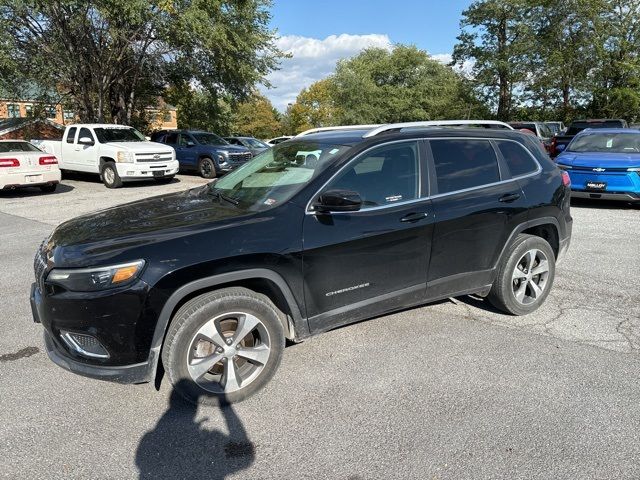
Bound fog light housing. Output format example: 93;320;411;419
60;331;109;358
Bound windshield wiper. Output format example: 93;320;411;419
211;190;239;206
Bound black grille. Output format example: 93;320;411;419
228;152;252;162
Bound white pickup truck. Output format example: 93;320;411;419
34;124;179;188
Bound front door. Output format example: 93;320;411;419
302;140;434;334
66;127;97;172
425;138;529;298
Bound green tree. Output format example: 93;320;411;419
230;93;280;139
330;45;487;125
452;0;532;120
0;0;281;124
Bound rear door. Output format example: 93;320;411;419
426;138;530;298
302;140;434;333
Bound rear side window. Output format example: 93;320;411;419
496;141;539;177
66;127;77;144
430;139;500;194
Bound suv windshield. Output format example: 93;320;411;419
568;132;640;153
211;141;351;211
192;132;227;145
94;128;146;143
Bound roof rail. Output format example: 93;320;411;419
295;124;381;137
362;120;514;138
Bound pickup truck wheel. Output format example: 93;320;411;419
101;162;123;188
487;234;556;315
162;287;285;405
198;157;217;179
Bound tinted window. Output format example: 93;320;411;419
497;141;539;177
164;133;178;144
566;120;626;136
430;139;500;194
66;127;77;144
327;142;419;208
178;134;192;146
78;128;94;143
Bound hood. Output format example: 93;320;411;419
49;186;257;265
105;141;174;154
556;151;640;169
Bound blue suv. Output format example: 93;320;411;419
152;130;252;178
556;128;640;203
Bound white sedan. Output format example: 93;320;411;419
0;140;61;193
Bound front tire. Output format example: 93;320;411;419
101;162;123;188
198;157;217;179
487;234;556;315
162;287;285;405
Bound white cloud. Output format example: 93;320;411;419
431;52;475;77
260;34;392;111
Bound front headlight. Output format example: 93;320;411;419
47;260;145;292
116;151;134;163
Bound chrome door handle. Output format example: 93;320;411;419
400;212;429;223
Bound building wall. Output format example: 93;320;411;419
0;99;178;131
0;100;70;125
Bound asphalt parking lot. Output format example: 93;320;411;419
1;174;639;479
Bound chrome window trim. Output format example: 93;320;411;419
305;138;424;215
305;137;542;215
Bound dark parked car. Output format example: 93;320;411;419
152;130;252;178
549;119;628;157
224;136;269;157
31;123;572;405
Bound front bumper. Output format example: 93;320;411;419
115;160;180;180
43;330;156;384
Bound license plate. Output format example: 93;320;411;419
586;181;606;190
152;170;164;178
26;174;43;183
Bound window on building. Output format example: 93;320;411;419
45;105;57;119
163;112;173;122
24;104;33;117
63;110;75;120
7;104;21;118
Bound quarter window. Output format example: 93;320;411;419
496;141;539;177
430;139;500;194
326;142;419;208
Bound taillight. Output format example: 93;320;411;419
561;171;571;187
39;155;58;165
0;158;20;168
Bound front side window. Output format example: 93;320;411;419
78;127;94;143
243;138;269;148
212;141;351;211
178;134;193;146
568;132;640;153
326;141;419;208
430;139;500;194
93;128;145;143
496;140;539;177
164;133;178;144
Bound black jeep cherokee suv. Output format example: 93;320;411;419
30;125;573;405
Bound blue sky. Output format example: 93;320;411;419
261;0;474;110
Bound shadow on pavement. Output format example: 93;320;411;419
136;380;255;480
0;182;74;198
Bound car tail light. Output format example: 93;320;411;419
39;155;58;165
0;158;20;167
561;171;571;186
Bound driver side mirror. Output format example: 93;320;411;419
313;189;362;213
78;136;94;146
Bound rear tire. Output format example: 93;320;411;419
39;184;57;193
101;162;123;188
487;234;556;315
198;157;217;179
162;287;285;405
